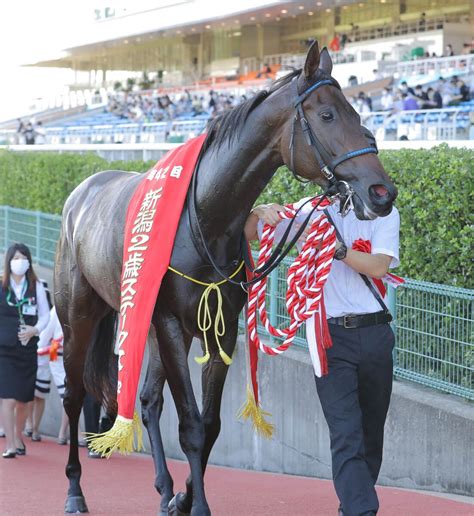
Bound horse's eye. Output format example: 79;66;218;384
320;111;334;122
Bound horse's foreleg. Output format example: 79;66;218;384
153;310;210;516
140;330;174;516
177;323;239;514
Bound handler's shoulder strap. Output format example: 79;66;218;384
323;209;391;316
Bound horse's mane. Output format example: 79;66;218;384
202;69;301;153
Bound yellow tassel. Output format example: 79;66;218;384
237;386;274;439
195;351;211;364
85;412;144;458
218;348;233;365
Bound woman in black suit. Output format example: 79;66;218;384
0;243;49;458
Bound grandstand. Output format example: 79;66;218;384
1;0;472;143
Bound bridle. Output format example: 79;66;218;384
189;73;380;288
290;76;378;215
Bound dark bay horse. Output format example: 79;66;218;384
55;42;397;515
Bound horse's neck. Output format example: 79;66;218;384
196;99;288;240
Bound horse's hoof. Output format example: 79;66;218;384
65;495;89;513
168;493;190;515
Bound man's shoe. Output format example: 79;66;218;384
31;432;42;442
2;449;16;458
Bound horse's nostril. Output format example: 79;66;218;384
372;185;389;198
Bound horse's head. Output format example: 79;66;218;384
281;41;397;219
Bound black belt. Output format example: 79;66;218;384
327;311;392;329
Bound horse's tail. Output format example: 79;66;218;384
83;310;118;416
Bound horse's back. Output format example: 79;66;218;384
58;170;142;309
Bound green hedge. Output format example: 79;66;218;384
0;151;155;215
257;145;473;288
0;146;472;287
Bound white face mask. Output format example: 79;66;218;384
10;259;30;276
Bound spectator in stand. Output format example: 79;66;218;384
355;92;372;114
424;87;443;109
419;12;426;30
208;90;217;115
348;75;358;87
399;81;415;96
191;95;204;116
402;92;419;110
381;87;394;111
392;90;405;113
445;44;454;57
413;84;428;106
372;69;382;81
23;122;35;145
448;77;470;105
256;63;272;79
340;33;348;49
329;34;341;52
361;91;372;111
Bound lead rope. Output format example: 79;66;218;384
240;196;336;437
247;196;336;355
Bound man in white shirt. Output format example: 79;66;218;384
380;87;394;112
245;197;400;516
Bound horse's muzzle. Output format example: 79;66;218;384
368;183;398;215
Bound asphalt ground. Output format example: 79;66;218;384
0;437;472;516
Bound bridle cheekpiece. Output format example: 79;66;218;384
289;76;378;216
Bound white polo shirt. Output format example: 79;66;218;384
257;198;400;318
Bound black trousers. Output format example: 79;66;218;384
83;393;101;434
315;323;394;516
83;393;114;436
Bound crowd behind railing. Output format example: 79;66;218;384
4;53;473;146
106;88;250;124
350;75;471;115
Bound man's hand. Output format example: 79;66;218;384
252;203;286;226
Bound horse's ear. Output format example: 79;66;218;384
304;40;320;79
319;47;333;75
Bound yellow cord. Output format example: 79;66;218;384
168;261;245;365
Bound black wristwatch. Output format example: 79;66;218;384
334;243;347;261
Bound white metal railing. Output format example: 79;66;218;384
386;54;474;79
1;140;472;164
361;107;472;141
342;14;466;44
0;119;207;146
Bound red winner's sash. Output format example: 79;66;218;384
87;134;206;457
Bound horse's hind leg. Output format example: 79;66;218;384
153;309;209;516
174;323;239;514
140;328;175;516
57;272;110;514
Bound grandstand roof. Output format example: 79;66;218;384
27;0;359;71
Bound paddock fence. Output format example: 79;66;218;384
0;205;472;401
